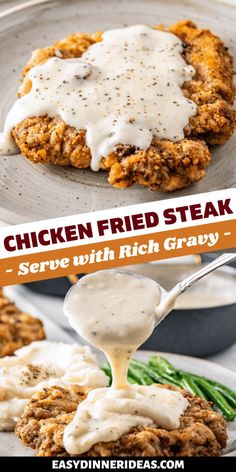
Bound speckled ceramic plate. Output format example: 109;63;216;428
0;0;236;224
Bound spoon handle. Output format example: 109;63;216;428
178;253;236;293
155;253;236;324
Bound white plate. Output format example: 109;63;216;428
0;0;236;224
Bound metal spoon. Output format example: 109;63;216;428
155;253;236;325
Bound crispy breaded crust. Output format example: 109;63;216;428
16;384;227;457
169;21;235;144
104;137;210;190
12;20;235;191
0;287;45;357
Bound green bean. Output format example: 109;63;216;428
131;359;183;387
179;373;208;400
194;378;236;421
132;359;182;387
213;386;236;408
179;370;236;407
183;371;236;407
149;356;177;376
147;358;182;387
151;368;181;387
130;359;165;384
211;382;236;404
128;364;153;385
127;375;137;385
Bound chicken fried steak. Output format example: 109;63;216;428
10;20;235;192
16;384;227;457
0;288;45;357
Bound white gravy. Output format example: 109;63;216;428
63;270;188;454
0;25;196;169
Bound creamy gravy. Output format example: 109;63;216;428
63;270;188;454
0;25;196;169
64;384;188;455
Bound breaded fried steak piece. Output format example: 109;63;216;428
16;384;227;457
11;20;235;192
0;288;45;357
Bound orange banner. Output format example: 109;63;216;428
0;219;235;285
